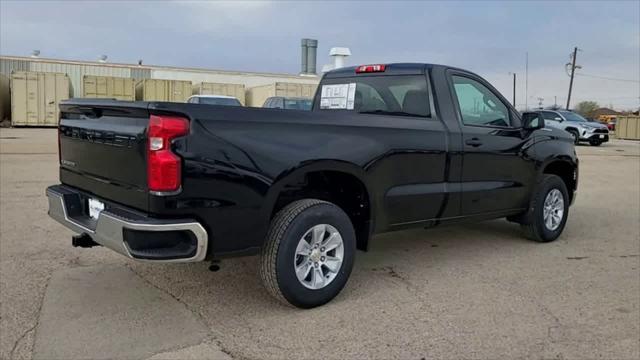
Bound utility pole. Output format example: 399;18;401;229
525;52;529;110
512;72;516;107
509;72;516;106
566;47;581;110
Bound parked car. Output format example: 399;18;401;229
540;110;609;146
187;95;242;106
48;63;578;308
263;96;312;110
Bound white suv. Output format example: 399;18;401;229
540;110;609;146
187;95;242;107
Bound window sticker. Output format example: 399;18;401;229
320;83;356;109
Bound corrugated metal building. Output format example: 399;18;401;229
1;56;152;96
151;67;319;88
0;55;318;97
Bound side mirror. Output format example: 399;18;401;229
522;112;545;130
554;117;563;122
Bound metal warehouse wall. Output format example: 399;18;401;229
1;57;152;96
1;56;317;97
151;69;319;88
29;62;130;95
0;58;29;75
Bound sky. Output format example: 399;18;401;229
1;0;639;110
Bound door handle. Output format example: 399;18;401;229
465;138;483;147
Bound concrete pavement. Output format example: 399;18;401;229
1;128;638;359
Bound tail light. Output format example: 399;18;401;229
355;64;386;73
147;114;189;193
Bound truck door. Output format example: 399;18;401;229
449;73;536;216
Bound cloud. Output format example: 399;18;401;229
1;0;638;109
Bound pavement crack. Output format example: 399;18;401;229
126;264;237;359
9;323;36;360
10;272;52;360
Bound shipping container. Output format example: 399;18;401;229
246;82;318;107
83;75;135;101
135;79;192;102
0;74;9;122
11;71;70;127
193;82;245;105
616;116;640;140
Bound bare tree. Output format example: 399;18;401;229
574;101;599;118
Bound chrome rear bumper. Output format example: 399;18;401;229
46;185;208;263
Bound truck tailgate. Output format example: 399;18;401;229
58;100;150;211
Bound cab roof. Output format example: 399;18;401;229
323;63;441;78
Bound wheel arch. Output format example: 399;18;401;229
540;158;577;202
263;160;374;251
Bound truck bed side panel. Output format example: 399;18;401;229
145;103;447;253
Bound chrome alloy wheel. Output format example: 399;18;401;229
294;224;344;290
543;189;564;231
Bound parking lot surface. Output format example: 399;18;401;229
1;128;639;359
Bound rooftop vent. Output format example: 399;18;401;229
330;47;351;69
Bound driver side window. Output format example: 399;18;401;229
452;75;510;127
541;111;561;121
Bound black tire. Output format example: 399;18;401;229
567;129;580;145
589;140;602;146
260;199;356;308
521;174;570;242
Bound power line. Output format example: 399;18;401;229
575;73;640;83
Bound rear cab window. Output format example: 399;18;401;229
314;67;431;118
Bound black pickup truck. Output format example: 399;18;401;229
47;63;578;308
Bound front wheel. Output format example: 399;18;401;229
568;129;580;145
521;174;570;242
260;199;356;308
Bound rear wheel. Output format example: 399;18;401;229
521;175;570;242
260;199;356;308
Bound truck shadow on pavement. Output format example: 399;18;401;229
36;218;596;359
127;218;530;310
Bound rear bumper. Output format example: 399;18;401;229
46;184;208;262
